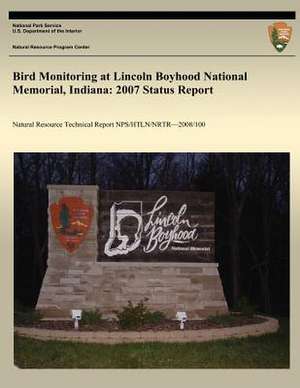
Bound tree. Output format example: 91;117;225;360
60;204;70;231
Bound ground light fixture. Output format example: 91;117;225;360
71;309;82;330
176;311;188;330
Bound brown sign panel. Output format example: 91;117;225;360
98;191;215;262
50;196;93;253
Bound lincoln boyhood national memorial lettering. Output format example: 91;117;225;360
100;190;214;262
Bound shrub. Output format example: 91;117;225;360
14;304;43;326
236;296;257;317
144;310;166;324
81;309;102;325
114;298;166;329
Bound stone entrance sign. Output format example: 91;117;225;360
37;185;228;319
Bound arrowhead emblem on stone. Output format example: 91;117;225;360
50;196;93;253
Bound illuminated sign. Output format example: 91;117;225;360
99;191;214;262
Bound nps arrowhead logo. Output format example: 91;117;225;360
268;22;292;52
50;197;93;253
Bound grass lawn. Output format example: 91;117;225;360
14;318;289;369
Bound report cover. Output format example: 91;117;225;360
1;0;299;386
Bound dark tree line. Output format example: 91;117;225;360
14;153;289;315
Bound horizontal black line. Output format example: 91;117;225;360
9;55;296;58
9;11;296;20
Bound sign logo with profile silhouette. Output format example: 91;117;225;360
105;201;143;257
104;195;199;258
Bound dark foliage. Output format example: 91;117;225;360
14;302;43;325
81;309;103;325
235;296;257;317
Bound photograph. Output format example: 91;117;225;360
14;152;290;368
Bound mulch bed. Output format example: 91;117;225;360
16;315;266;332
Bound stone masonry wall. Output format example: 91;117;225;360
37;185;228;319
